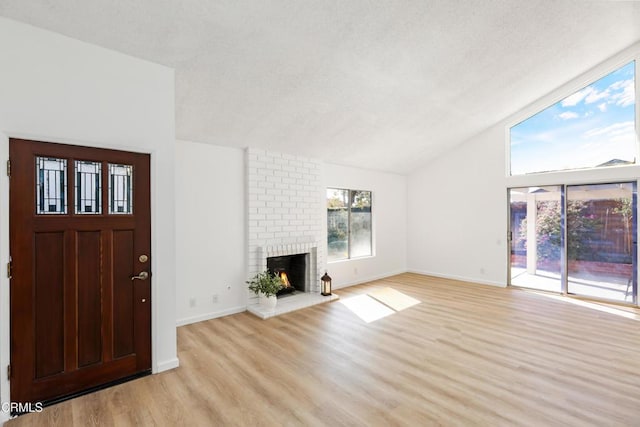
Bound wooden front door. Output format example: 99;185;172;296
9;139;151;404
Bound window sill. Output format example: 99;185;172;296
328;255;375;264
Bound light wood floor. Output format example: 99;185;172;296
6;273;640;426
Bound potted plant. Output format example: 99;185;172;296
246;270;283;309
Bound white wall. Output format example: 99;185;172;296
0;17;178;417
324;163;407;288
175;141;246;325
407;42;640;289
407;123;508;286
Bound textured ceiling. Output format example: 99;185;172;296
1;1;639;173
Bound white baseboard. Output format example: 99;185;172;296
176;305;247;327
407;269;506;288
332;269;408;290
155;357;180;373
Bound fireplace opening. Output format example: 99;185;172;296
267;253;310;297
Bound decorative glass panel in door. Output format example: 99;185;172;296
566;182;636;303
509;186;563;292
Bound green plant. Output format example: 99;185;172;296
246;270;283;297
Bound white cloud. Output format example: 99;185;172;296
584;88;609;104
558;111;579;120
597;103;607;112
583;121;635;139
609;79;634;107
561;87;592;107
561;78;635;109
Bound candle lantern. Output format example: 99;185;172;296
321;271;332;296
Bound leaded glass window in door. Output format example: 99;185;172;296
36;156;67;214
108;163;133;214
75;160;101;214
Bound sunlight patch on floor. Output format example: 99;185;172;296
368;287;421;311
339;287;421;323
524;289;640;321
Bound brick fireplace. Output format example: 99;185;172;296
246;148;334;317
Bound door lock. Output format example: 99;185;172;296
131;271;149;281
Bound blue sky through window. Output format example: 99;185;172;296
510;61;636;175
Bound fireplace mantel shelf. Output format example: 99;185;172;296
247;292;339;319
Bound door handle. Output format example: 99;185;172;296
131;271;149;281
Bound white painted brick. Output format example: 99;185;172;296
282;164;296;173
281;177;296;185
266;201;282;208
266;188;282;196
248;186;265;195
257;181;274;189
266;175;282;184
274;157;289;166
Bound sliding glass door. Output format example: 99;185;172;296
509;186;563;292
566;183;636;303
509;182;637;304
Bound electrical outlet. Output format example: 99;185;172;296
189;298;196;308
212;294;218;304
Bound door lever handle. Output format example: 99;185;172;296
131;271;149;281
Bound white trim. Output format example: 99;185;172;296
331;269;408;289
0;133;9;422
156;358;180;373
407;269;506;288
176;306;247;327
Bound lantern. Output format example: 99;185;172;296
321;271;332;296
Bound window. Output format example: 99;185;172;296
75;160;101;214
108;163;133;214
36;156;67;214
327;188;372;262
510;61;636;175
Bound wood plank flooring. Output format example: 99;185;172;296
6;273;640;426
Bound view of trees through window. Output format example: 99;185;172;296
510;61;636;175
327;188;372;262
510;183;636;302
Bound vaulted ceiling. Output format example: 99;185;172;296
1;1;639;173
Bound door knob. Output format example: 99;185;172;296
131;271;149;281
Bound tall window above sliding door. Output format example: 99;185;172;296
510;61;636;175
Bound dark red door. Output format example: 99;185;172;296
9;138;151;404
